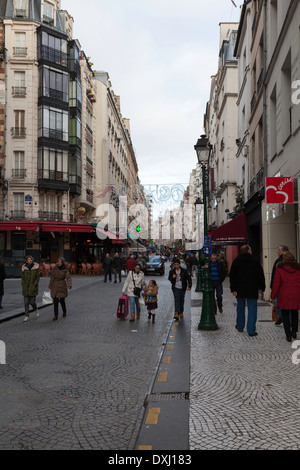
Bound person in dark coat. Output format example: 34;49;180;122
103;253;113;282
21;255;40;322
209;253;226;314
112;253;122;283
0;262;6;309
49;257;72;320
271;251;300;342
270;244;289;325
230;245;265;337
168;258;192;321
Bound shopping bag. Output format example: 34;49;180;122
117;293;129;319
272;301;279;322
42;290;53;305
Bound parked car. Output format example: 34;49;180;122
145;256;165;276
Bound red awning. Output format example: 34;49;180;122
41;223;94;233
0;222;39;231
211;212;248;244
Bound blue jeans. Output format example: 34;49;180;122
173;288;186;314
129;296;140;315
236;298;257;335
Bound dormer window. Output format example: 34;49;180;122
43;2;55;26
15;0;27;18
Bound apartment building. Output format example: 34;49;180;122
0;0;133;274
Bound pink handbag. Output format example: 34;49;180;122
117;293;129;319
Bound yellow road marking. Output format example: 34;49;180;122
158;371;168;382
169;335;176;341
171;328;177;333
163;356;171;364
166;345;174;350
145;408;160;425
138;446;153;450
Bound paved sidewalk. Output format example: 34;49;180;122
0;275;102;323
189;278;300;450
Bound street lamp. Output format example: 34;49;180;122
194;196;203;292
194;135;218;331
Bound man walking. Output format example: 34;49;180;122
112;253;122;283
103;253;113;283
168;258;192;321
230;245;265;337
209;253;226;314
270;244;289;326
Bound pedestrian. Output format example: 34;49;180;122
229;245;265;337
49;257;72;321
209;253;226;314
271;251;300;342
103;253;113;282
21;255;40;322
125;254;136;274
0;261;5;309
122;263;145;322
270;244;289;326
112;253;122;283
168;258;192;321
144;280;159;323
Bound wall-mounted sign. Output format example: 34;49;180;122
76;206;86;215
265;177;294;204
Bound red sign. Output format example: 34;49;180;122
265;177;294;204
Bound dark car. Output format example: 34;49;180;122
145;256;165;276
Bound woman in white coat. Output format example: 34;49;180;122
122;264;145;322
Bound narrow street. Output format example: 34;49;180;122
0;265;189;450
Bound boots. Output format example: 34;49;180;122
129;313;135;322
174;312;179;320
152;314;155;324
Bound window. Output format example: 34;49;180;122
13;71;26;96
12;110;25;137
39;31;67;67
38;106;68;141
38;148;68;181
43;2;54;25
13;193;25;218
13;151;25;178
69;79;82;109
15;0;27;17
14;32;27;56
40;66;68;102
69;116;82;146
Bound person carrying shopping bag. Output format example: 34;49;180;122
122;264;145;322
22;255;40;322
49;257;72;321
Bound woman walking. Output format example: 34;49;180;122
271;251;300;342
22;256;40;322
49;257;72;321
122;264;145;322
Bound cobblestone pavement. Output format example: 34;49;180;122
189;279;300;450
0;273;175;450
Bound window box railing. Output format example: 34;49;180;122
11;210;25;219
43;16;54;26
11;127;26;138
256;167;264;189
13;47;27;57
15;9;27;17
12;86;26;97
38;211;63;222
12;169;27;178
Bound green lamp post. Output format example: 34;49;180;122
194;136;218;331
195;197;203;292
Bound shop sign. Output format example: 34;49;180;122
265;177;294;204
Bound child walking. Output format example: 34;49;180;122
144;280;158;323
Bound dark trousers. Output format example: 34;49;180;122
173;287;186;314
114;268;121;282
53;298;66;317
282;309;298;338
24;296;37;315
211;281;223;313
104;269;112;282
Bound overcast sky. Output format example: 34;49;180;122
62;0;242;187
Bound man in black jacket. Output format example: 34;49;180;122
169;258;192;320
209;253;226;314
230;245;265;337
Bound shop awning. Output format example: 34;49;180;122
211;212;248;244
41;222;94;233
0;222;39;231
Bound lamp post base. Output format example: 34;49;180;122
198;289;219;331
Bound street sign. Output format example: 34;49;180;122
265;177;294;204
203;235;212;255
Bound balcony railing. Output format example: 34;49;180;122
38;211;63;221
15;9;27;17
12;86;26;97
42;16;54;26
11;127;26;138
256;167;264;189
13;47;27;57
12;169;27;178
11;210;25;219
